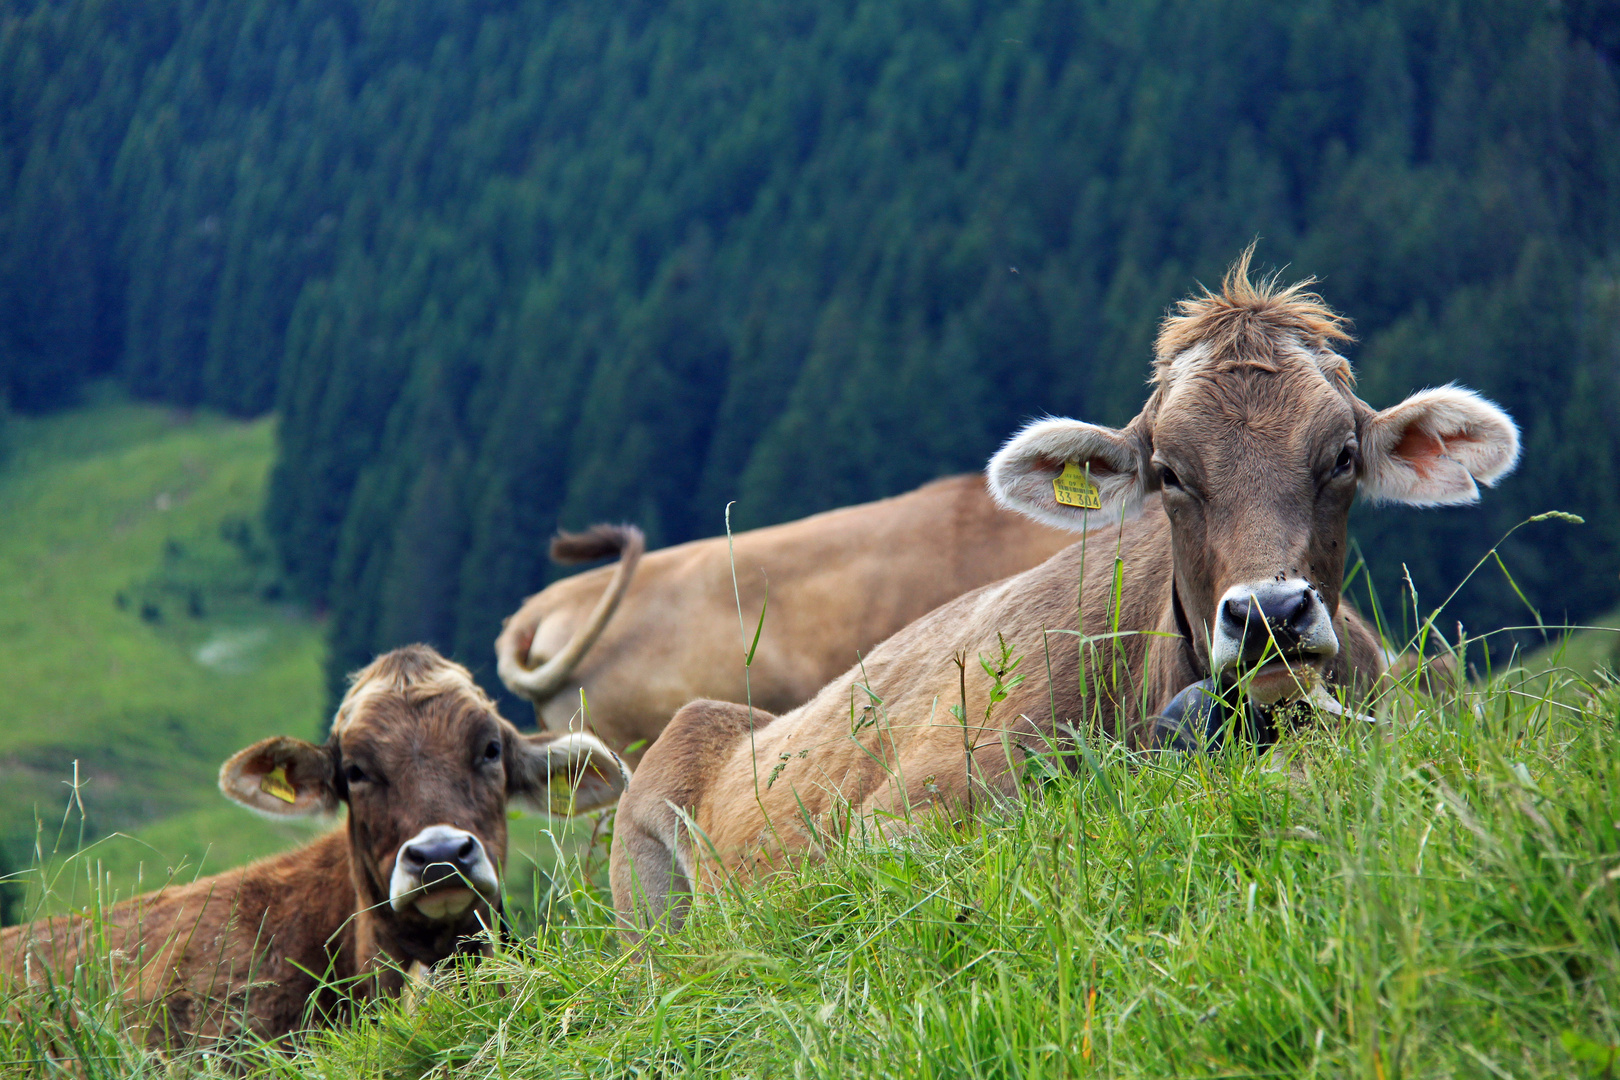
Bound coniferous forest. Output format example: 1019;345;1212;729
2;0;1617;706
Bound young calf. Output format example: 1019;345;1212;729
1;645;628;1048
611;252;1520;936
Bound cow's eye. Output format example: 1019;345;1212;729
1158;466;1182;490
344;763;369;785
1331;446;1355;478
483;739;502;763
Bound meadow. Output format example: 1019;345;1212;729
2;614;1617;1076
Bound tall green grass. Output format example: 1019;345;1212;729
5;650;1611;1078
291;658;1619;1080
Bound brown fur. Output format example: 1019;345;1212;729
551;523;644;565
1154;245;1355;385
0;646;626;1049
612;255;1520;937
497;474;1074;761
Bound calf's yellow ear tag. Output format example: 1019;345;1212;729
1053;461;1102;510
261;765;298;804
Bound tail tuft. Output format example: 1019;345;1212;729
550;524;644;565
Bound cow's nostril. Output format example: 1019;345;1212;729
403;845;426;866
457;837;476;861
1221;597;1253;631
1281;588;1313;628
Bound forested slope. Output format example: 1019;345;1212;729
3;0;1617;704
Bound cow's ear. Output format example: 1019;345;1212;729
220;736;337;817
506;730;631;815
988;417;1148;530
1359;385;1519;506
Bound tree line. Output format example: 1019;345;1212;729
2;0;1617;708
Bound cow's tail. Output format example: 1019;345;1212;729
497;524;646;702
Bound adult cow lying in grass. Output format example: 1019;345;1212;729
611;252;1520;937
495;474;1072;760
0;645;628;1049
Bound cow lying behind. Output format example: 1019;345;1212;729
496;474;1073;759
612;251;1519;936
0;645;628;1049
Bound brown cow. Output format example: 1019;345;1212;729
495;474;1074;759
611;253;1520;936
0;645;628;1049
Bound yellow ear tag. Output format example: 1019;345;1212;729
261;765;298;804
1053;461;1102;509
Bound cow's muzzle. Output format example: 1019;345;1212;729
389;825;500;920
1209;578;1337;704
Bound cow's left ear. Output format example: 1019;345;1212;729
220;736;337;817
1359;384;1520;506
506;730;631;815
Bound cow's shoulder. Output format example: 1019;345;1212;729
636;700;774;811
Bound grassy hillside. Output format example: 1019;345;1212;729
0;395;329;916
3;661;1616;1078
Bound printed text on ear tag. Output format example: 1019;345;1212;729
1053;461;1102;509
261;765;297;804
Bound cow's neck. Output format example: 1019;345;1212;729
1141;578;1209;718
1169;580;1200;672
243;830;364;999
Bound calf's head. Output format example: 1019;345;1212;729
218;645;628;951
990;251;1519;705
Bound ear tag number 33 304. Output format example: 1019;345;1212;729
1053;461;1102;510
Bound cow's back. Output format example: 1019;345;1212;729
0;832;354;1047
730;474;1076;705
530;475;1074;752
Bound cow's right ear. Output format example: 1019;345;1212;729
219;736;337;817
987;417;1147;530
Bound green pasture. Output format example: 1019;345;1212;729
3;653;1617;1078
0;396;329;915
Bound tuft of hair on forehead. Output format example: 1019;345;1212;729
331;644;494;735
1154;245;1356;389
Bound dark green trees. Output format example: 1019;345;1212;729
2;0;1616;704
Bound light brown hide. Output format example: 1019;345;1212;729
496;474;1074;759
612;508;1387;925
612;255;1518;936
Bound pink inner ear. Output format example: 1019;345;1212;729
1393;427;1444;479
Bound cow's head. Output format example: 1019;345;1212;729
989;250;1519;705
218;645;629;956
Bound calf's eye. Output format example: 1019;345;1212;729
483;739;502;763
1332;446;1355;478
344;763;368;785
1158;466;1181;490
